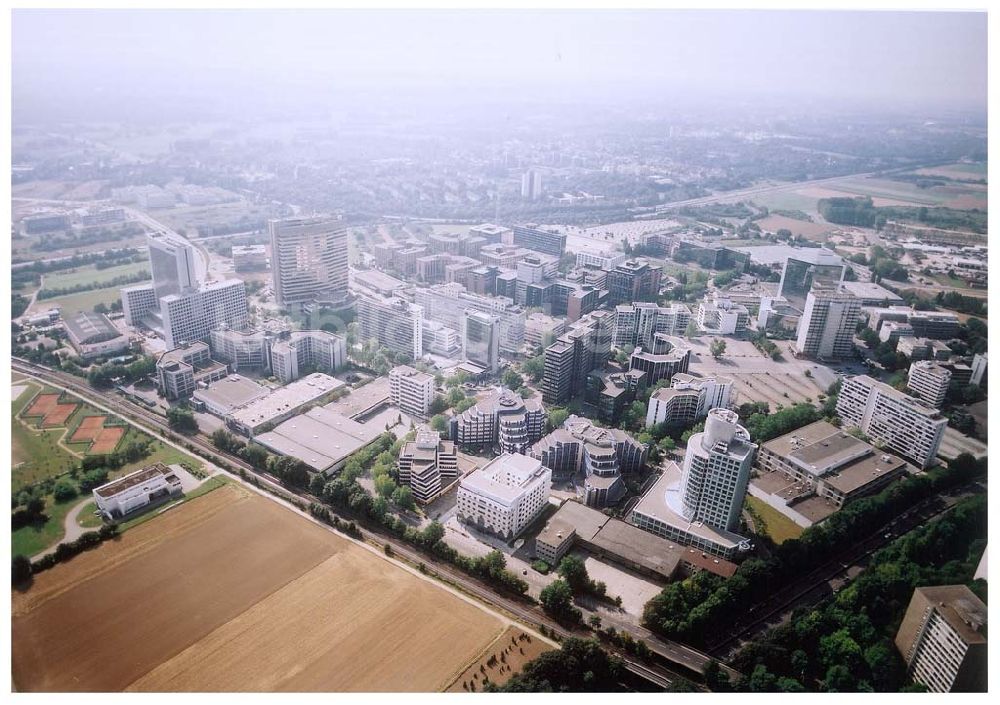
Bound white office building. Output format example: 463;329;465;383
121;283;159;326
836;374;947;468
576;249;627;271
613;302;692;348
389;365;435;420
160;279;249;349
147;231;197;300
355;292;424;360
457;453;551;540
795;286;862;359
93;463;183;519
269;216;349;308
397;430;459;503
645;373;733;428
696;294;750;335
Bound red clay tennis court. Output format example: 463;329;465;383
90;427;125;454
24;393;60;418
41;403;78;428
71;415;108;443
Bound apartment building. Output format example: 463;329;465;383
836;374;947;468
645;373;733;427
907;361;952;408
895;585;987;692
389;365;435;420
397;430;459;503
457;453;551;540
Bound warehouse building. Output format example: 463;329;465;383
254;405;383;474
64;311;130;360
227;373;346;436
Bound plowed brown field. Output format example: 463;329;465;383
12;483;503;692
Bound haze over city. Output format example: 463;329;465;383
7;6;990;698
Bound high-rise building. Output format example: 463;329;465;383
530;415;647;507
520;169;543;201
613;302;691;349
630;408;755;558
451;387;546;454
462;309;500;373
147;231;197;300
628;333;691;385
121;283;158;326
413;283;525;356
389;365;435;420
795;286;862;359
512;224;566;257
836;374;947;468
268;216;349;308
645;373;733;428
970;352;988;387
457;453;551;539
606;259;661;304
355;292;423;360
542;310;613;404
907;361;951;409
895;585;987;693
778;250;845;308
160;280;249;349
397;430;458;503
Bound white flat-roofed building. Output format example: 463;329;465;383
836;374;947;468
254;405;382;474
121;283;158;327
645;373;733;428
696;294;749;335
613;302;691;348
192;375;270;417
269;331;347;384
524;312;565;351
156;342;228;399
227;372;345;436
269;216;349;307
469;223;513;245
908;361;951;409
160;279;249;349
457;453;551;540
795;286;861;359
397;429;458;503
92;463;182;519
355;292;424;360
841;281;905;307
389;365;435;420
576;249;627;271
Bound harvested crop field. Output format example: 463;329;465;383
445;627;553;692
12;483;504;692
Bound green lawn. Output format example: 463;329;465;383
43;261;150;290
12;421;78;493
746;496;804;544
76;501;103;528
33;286;124;316
12;495;79;557
112;436;206;479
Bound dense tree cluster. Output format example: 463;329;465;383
744;403;821;443
489;638;625;692
87;355;156;388
642;453;986;646
166;406;199;434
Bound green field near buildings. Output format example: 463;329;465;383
746;495;804;544
32;286;124;316
12;495;80;557
43;261;150;290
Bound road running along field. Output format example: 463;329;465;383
12;482;506;692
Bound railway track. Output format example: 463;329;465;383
13;359;692;689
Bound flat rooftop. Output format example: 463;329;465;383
65;311;121;344
788;430;873;479
460;453;549;504
841;281;904;303
631;463;748;551
228;373;344;429
255;406;381;472
94;463;172;498
192;375;270;414
913;585;987;644
588;519;681;581
537;517;576;548
821;451;907;495
546;500;610;542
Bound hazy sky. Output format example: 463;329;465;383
13;9;988;123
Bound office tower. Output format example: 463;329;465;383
160;280;249;349
795;286;862;359
457;453;551;539
576;250;627;271
147;231;198;299
269;216;349;307
895;585;987;692
542;311;613;404
462;310;500;373
355;293;424;360
907;361;951;408
397;430;459;503
121;283;158;326
778;250;845;308
645;373;733;428
512;224;566;257
155;342;228;399
530;415;647;507
613;302;691;349
970;352;987;387
606;258;662;304
451;387;546;454
413;283;525;356
524;312;566;351
836;374;947;468
679;408;756;532
628;333;691;385
520;169;543;200
389;365;435;420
